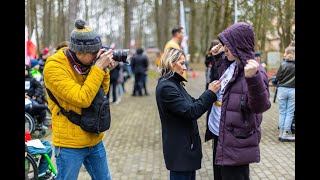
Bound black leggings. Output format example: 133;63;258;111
212;134;250;180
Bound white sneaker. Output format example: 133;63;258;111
114;98;121;105
281;130;295;142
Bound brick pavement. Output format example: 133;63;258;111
44;70;295;180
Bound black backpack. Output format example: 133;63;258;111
46;87;111;134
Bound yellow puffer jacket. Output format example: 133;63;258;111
43;47;110;148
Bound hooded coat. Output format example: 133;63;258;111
206;22;271;166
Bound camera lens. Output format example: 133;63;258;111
113;50;129;63
102;46;129;63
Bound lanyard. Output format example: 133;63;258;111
219;61;236;92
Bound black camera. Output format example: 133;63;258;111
101;46;129;64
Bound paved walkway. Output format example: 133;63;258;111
44;70;295;180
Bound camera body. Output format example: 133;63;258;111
102;46;129;64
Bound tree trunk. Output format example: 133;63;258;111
47;0;53;48
188;0;196;63
160;0;170;50
223;0;232;30
124;0;131;48
67;0;80;40
26;0;34;37
57;0;66;43
201;0;210;55
154;0;161;49
213;0;224;37
30;0;40;55
43;0;50;49
85;0;89;22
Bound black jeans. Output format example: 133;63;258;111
133;73;144;96
107;79;118;102
170;171;195;180
212;134;250;180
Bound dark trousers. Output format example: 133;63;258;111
143;73;148;95
170;171;195;180
107;79;118;102
133;73;144;96
212;134;250;180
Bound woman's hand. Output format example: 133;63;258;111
208;80;221;93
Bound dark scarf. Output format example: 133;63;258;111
64;49;93;75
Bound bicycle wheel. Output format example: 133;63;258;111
25;112;35;133
25;153;39;180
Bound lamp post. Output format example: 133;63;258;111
184;7;190;36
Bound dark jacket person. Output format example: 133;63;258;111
155;48;221;180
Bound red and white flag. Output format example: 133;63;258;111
27;29;37;60
25;26;30;66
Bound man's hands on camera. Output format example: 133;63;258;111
95;49;116;71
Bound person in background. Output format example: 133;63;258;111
205;39;220;90
254;51;266;71
38;48;50;74
204;40;220;144
164;25;187;80
30;59;43;83
107;63;121;103
156;47;221;180
54;41;70;52
131;47;149;96
276;46;295;142
25;64;50;128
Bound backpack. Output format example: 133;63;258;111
46;87;111;134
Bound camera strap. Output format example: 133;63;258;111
46;88;81;125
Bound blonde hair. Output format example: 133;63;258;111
284;46;295;61
158;48;185;79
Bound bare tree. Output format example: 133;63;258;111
160;0;171;50
84;0;89;22
276;0;295;51
31;0;40;54
66;0;80;39
57;0;66;43
124;0;131;48
154;0;161;49
188;0;196;63
26;0;294;62
42;0;52;48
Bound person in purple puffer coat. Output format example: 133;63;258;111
205;22;271;180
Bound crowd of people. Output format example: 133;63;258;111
25;17;294;180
